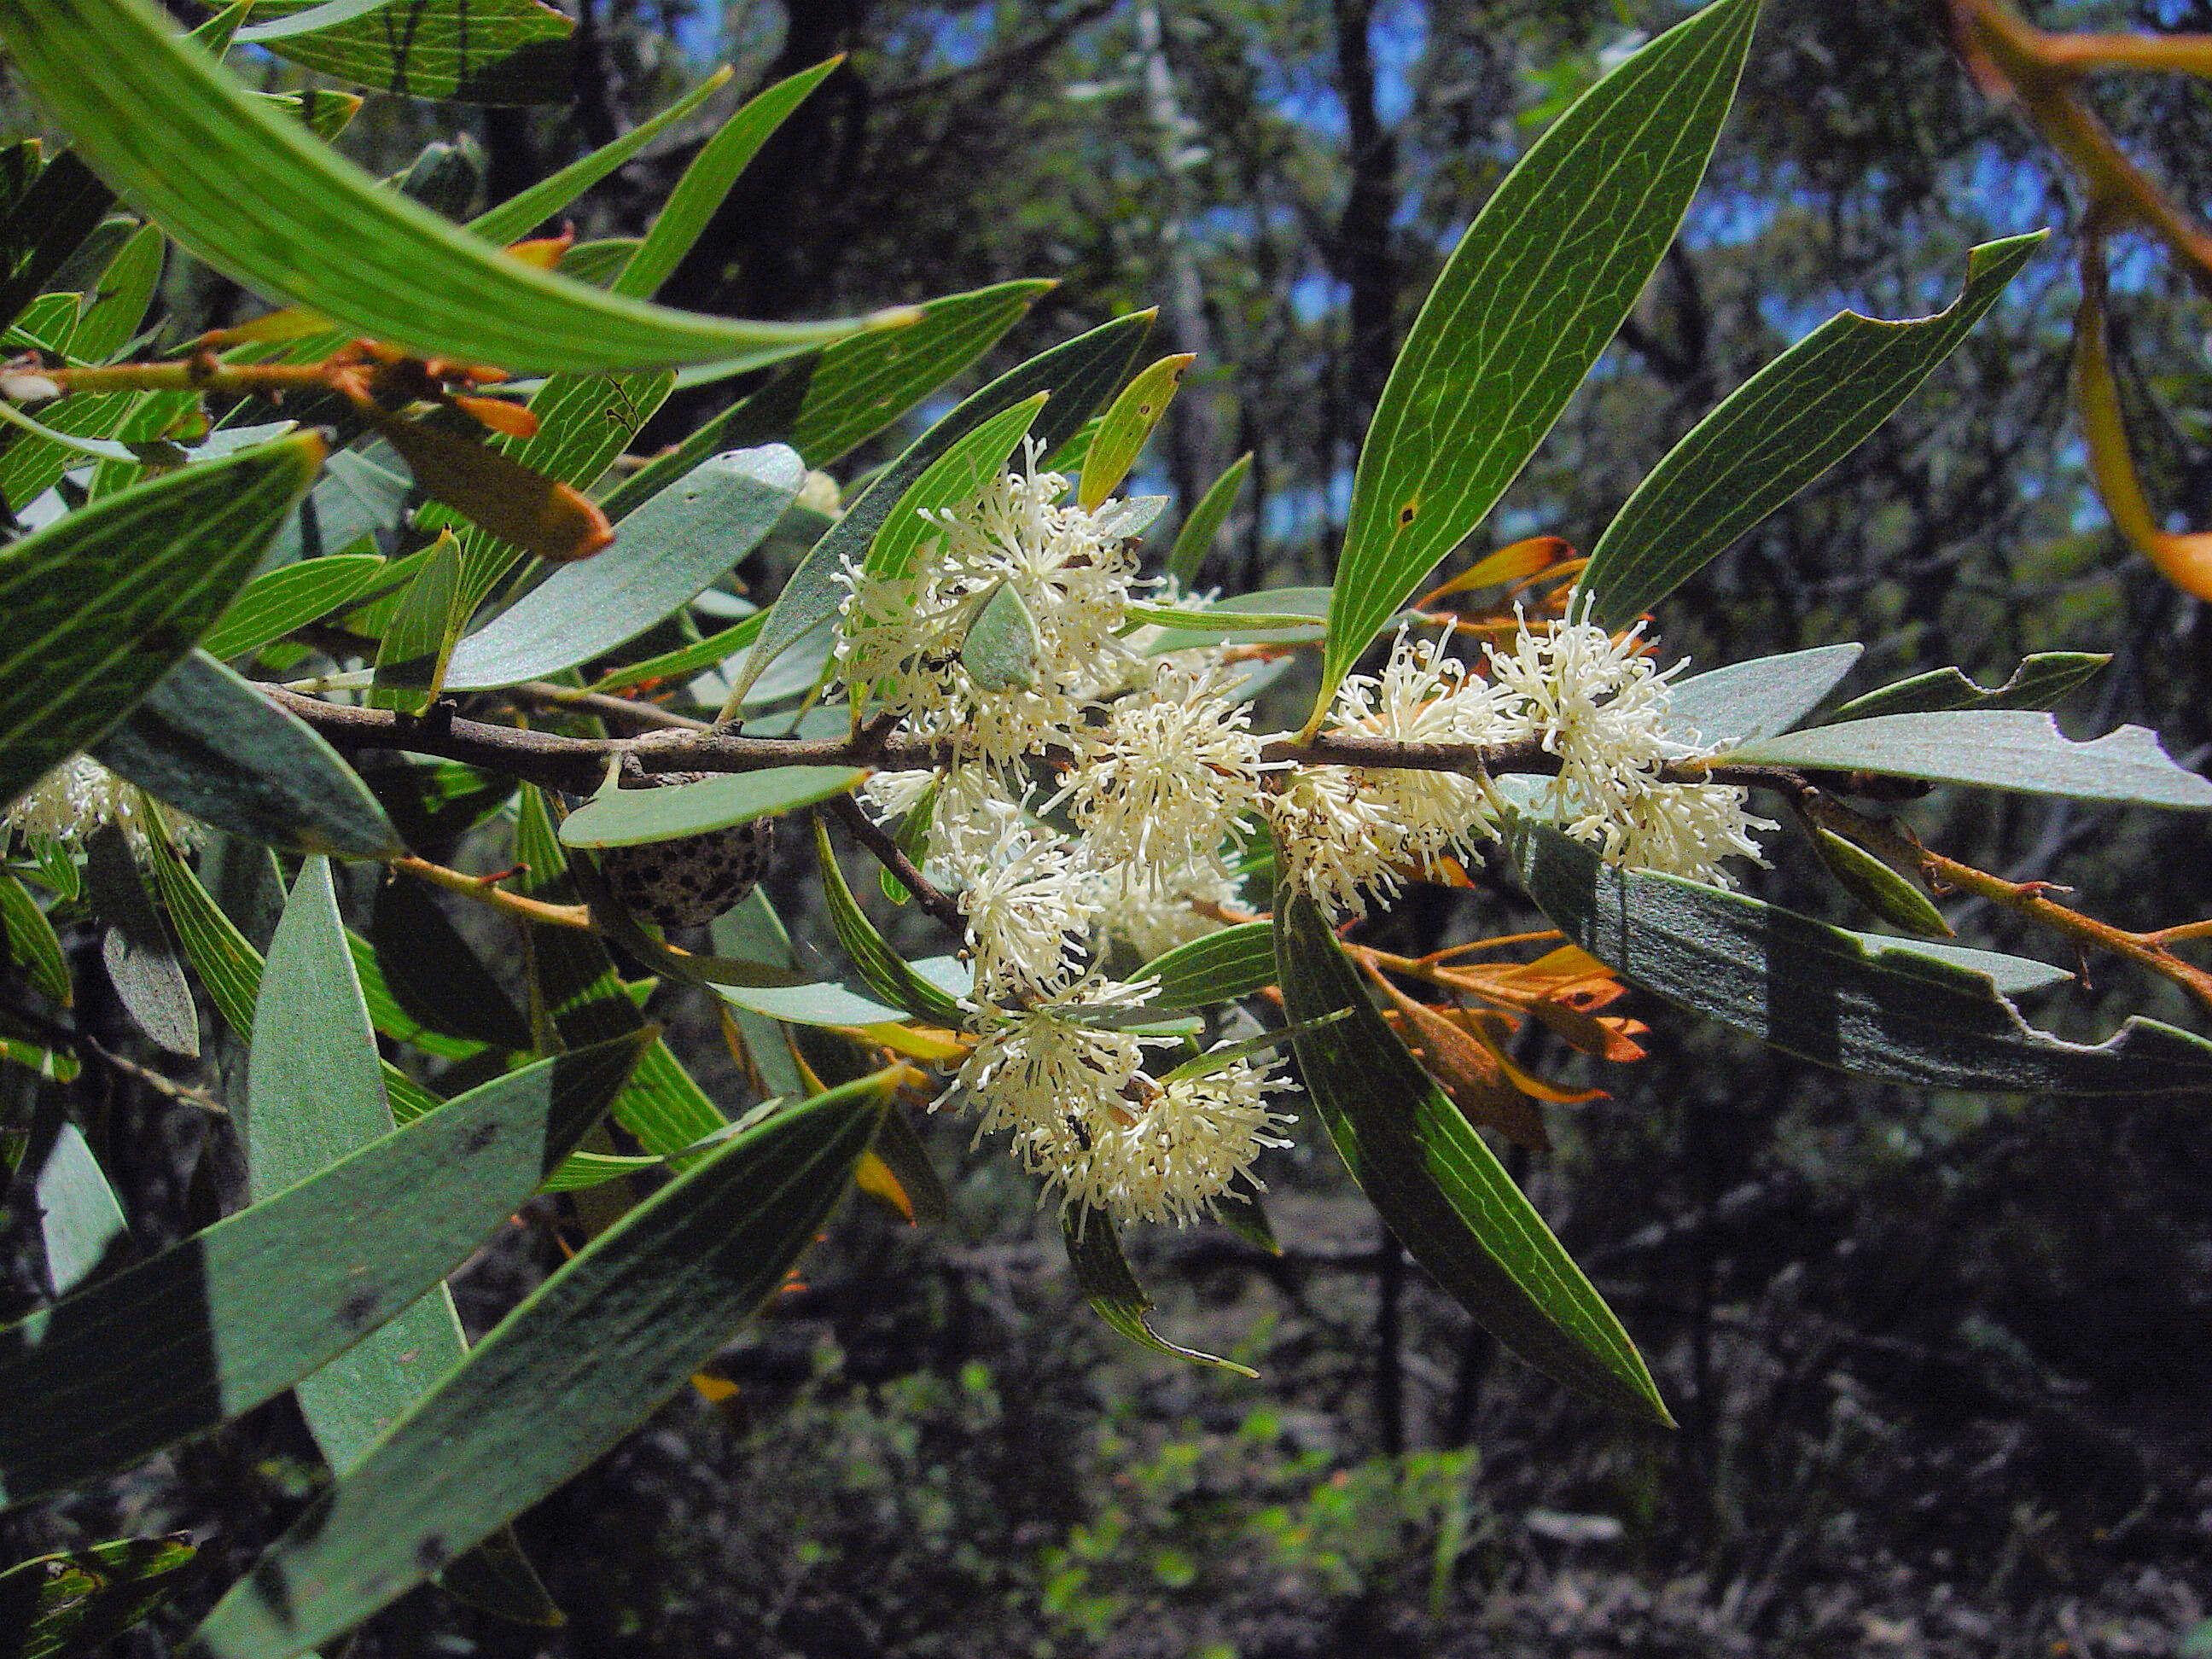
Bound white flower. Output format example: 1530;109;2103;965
834;444;1149;769
952;975;1173;1194
1486;617;1770;885
3;756;193;859
1330;631;1500;859
1057;1053;1295;1226
1262;764;1406;919
1057;662;1269;877
1089;858;1245;962
958;829;1097;998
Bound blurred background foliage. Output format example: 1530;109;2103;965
6;0;2212;1653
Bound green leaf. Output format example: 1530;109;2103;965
370;536;465;715
0;151;112;335
370;878;533;1054
590;618;761;694
811;815;967;1024
32;1121;127;1296
0;0;893;372
615;59;841;300
201;554;387;662
138;813;440;1120
86;828;198;1057
0;870;68;1004
1714;709;2212;808
554;236;642;288
1580;234;2043;627
782;279;1054;468
1322;0;1758;711
1077;352;1191;509
559;766;863;849
0;1534;197;1659
440;371;676;611
0;1033;648;1507
709;976;909;1028
1136;585;1330;654
1825;651;2110;723
732;311;1153;701
235;0;573;105
1275;886;1671;1422
1660;643;1862;749
1063;1209;1256;1377
93;651;404;858
1166;451;1252;587
465;68;736;247
1511;823;2212;1093
878;777;934;905
1807;824;1953;938
1143;920;1278;1010
187;1072;891;1659
959;579;1041;691
867;393;1049;580
0;433;323;813
0;223;164;509
514;789;727;1156
444;445;804;690
253;857;472;1476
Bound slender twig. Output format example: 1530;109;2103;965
504;682;707;732
1;998;230;1115
827;793;968;937
391;854;596;930
1808;795;2212;1014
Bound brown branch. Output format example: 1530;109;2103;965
826;792;968;937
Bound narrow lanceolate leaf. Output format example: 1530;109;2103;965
782;279;1054;468
1714;709;2212;809
735;311;1153;700
1063;1210;1256;1377
138;815;440;1121
370;537;465;716
1512;824;2212;1093
1580;233;2043;628
1808;824;1953;938
960;581;1040;690
867;395;1047;580
253;858;469;1476
1167;451;1253;587
1321;0;1758;713
370;880;533;1054
466;69;734;247
236;0;573;104
1825;652;2109;723
87;828;198;1057
0;1535;198;1659
1659;643;1863;750
381;418;614;573
0;1034;649;1507
1136;586;1330;655
1143;921;1277;1010
1274;888;1671;1423
200;554;388;663
187;1073;892;1659
0;152;112;335
0;0;893;372
32;1121;126;1295
0;433;323;813
812;816;966;1025
559;767;864;849
445;445;804;690
94;652;403;858
1078;353;1192;509
0;870;68;1004
615;60;841;300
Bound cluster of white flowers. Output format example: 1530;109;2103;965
840;449;1292;1227
3;755;194;859
838;450;1770;1225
